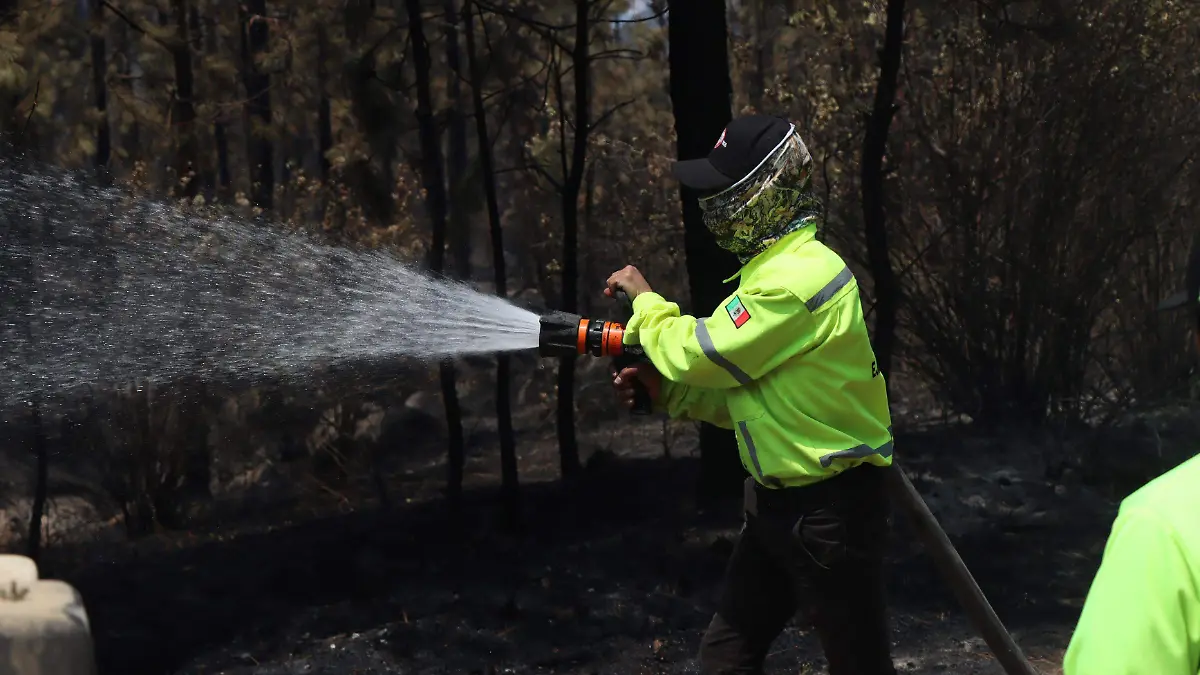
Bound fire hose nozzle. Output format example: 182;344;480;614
537;311;635;358
537;308;651;415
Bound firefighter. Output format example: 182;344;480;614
1062;236;1200;674
606;114;898;674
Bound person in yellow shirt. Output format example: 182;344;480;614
606;114;897;674
1062;237;1200;674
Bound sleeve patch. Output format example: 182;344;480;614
725;295;751;328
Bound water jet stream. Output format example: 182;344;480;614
0;159;540;408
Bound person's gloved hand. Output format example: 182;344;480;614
605;265;653;300
612;363;661;410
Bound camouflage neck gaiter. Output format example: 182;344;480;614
698;130;822;263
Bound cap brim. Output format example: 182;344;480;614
1157;289;1191;311
671;158;735;191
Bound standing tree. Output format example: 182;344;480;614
667;0;745;502
316;22;332;184
88;0;111;168
502;0;599;479
443;0;472;279
104;0;199;197
746;0;769;113
25;401;47;562
404;0;467;510
170;0;198;198
552;0;593;479
241;0;273;210
0;0;23;139
463;0;520;528
24;222;47;563
861;0;905;381
199;5;231;198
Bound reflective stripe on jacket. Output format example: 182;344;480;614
624;225;893;488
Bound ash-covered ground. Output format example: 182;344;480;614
32;409;1155;675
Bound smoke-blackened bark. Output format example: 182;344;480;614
404;0;467;512
667;0;746;503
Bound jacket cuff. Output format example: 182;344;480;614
631;291;668;315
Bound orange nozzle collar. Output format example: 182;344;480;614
572;318;627;356
576;318;589;355
600;321;625;357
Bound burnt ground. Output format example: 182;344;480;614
27;411;1134;675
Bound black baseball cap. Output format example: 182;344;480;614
671;114;795;193
1157;234;1200;312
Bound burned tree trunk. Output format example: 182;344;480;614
89;0;111;169
170;0;198;198
581;162;596;318
404;0;467;511
21;213;49;562
188;5;215;195
667;0;746;503
201;12;231;197
316;23;332;184
23;316;47;563
748;0;768;112
0;0;22;139
443;0;472;279
553;0;593;480
464;0;520;529
241;0;273;211
26;403;47;562
114;17;142;164
861;0;905;381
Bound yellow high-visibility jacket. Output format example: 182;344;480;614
1064;453;1200;675
625;225;893;488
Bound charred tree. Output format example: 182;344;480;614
0;0;21;139
25;403;47;562
861;0;905;381
170;0;198;198
551;0;593;480
464;0;520;529
200;12;231;197
89;0;111;169
113;16;142;164
344;47;400;225
581;162;596;318
316;23;332;183
443;0;472;279
17;208;51;561
748;0;768;112
404;0;467;511
241;0;273;211
23;240;47;562
187;6;215;194
667;0;746;503
160;381;212;529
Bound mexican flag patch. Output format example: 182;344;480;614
725;295;751;328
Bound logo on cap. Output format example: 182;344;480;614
714;129;727;149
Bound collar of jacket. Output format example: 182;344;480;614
722;224;818;284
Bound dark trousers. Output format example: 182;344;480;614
698;466;897;675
